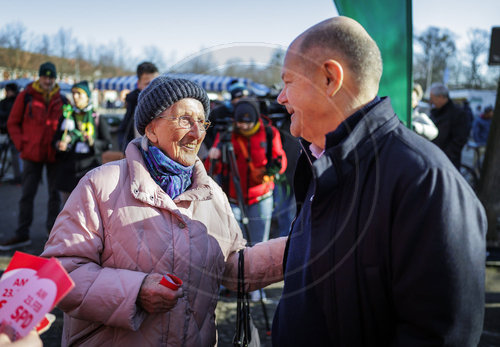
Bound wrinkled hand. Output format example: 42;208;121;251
208;148;221;160
0;329;42;347
137;273;183;314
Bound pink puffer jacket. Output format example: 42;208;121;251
42;139;286;346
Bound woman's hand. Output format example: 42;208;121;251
0;330;42;347
137;273;183;314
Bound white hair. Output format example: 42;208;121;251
430;83;449;97
141;135;150;151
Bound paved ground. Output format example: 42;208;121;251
0;140;499;346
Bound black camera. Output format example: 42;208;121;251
258;98;287;117
213;117;234;143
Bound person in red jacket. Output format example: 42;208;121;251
1;62;64;250
207;99;287;248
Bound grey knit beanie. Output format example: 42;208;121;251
135;75;210;135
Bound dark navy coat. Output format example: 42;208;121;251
430;100;469;168
276;97;486;346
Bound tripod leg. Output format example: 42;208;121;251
219;142;273;335
259;289;271;335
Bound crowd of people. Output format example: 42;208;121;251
0;15;493;346
0;62;113;251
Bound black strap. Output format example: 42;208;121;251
233;249;253;346
265;125;273;167
234;250;243;345
23;93;32;120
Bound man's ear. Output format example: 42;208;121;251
323;59;343;97
145;122;158;144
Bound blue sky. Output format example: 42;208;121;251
0;0;498;68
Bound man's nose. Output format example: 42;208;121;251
277;88;286;105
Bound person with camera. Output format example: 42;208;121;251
203;82;249;150
207;99;287;244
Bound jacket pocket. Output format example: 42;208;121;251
20;134;38;161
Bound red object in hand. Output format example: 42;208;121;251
36;313;56;335
159;273;183;290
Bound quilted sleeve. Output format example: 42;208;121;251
42;173;148;331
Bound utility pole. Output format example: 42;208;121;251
426;49;433;92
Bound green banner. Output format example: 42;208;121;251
333;0;412;126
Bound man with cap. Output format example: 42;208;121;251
207;99;287;301
207;99;287;244
1;61;66;250
53;81;112;204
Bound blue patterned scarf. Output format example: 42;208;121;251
141;145;194;199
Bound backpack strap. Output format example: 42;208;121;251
23;93;33;119
23;91;68;119
60;93;69;106
265;125;273;166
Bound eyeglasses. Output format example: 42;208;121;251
157;115;211;131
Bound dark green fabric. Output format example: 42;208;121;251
333;0;412;127
72;80;91;98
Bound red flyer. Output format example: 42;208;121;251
0;251;74;341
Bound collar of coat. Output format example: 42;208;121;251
31;80;61;104
294;97;399;200
125;139;213;207
431;99;454;117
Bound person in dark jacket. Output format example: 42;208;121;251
272;16;487;346
429;83;470;168
472;105;493;146
53;81;112;204
0;82;22;183
117;61;159;152
0;83;18;133
1;62;64;250
463;99;474;131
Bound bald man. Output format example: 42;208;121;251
272;17;486;346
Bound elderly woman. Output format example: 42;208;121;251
42;76;286;346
